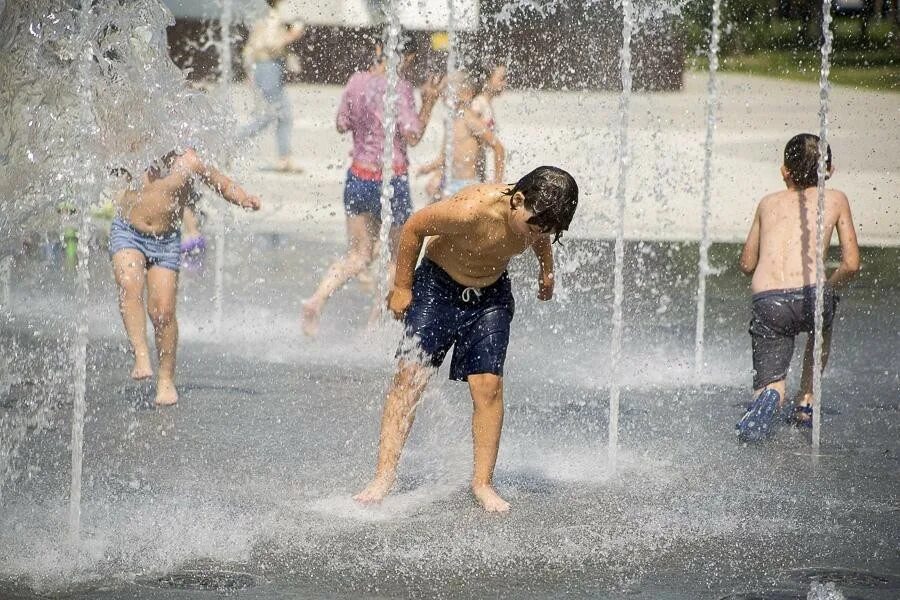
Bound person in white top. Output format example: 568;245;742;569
239;0;304;172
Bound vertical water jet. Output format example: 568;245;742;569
608;0;634;464
693;0;722;379
441;0;458;198
812;0;834;450
212;0;233;335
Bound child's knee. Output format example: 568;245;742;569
469;374;503;405
148;305;176;328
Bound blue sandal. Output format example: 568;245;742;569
736;388;781;442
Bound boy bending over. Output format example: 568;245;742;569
110;149;260;406
736;134;859;441
354;166;578;511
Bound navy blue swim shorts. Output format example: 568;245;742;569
343;169;412;225
398;258;515;381
108;217;181;272
749;284;838;390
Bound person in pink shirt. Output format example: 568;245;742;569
302;36;442;336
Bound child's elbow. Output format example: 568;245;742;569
738;260;755;276
845;256;861;276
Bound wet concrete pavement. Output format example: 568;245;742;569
0;232;897;599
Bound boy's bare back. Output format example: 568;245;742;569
741;187;857;294
423;184;542;288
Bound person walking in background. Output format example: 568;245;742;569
240;0;304;173
300;36;442;337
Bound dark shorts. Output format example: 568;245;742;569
749;284;838;389
108;217;181;272
398;258;515;382
343;170;412;225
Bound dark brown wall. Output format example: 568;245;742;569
166;3;683;91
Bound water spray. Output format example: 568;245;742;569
693;0;722;379
608;0;634;465
213;0;234;335
440;0;458;198
373;1;402;316
812;0;834;450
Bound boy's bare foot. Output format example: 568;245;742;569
353;474;395;505
301;299;321;337
471;484;510;513
130;357;153;381
275;158;303;174
154;379;179;406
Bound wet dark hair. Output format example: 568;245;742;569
371;34;417;66
505;166;578;243
784;133;832;188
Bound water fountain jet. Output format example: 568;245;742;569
693;0;721;379
608;0;634;464
812;0;835;449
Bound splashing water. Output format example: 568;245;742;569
212;0;234;335
807;581;846;600
608;0;634;463
692;0;722;379
0;0;237;534
440;0;458;197
812;0;835;450
374;2;402;310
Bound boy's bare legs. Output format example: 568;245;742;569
354;361;433;504
794;329;833;420
112;250;152;380
147;266;179;406
468;373;510;512
302;214;377;337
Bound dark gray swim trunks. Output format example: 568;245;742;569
749;284;838;389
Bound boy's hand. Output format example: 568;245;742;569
537;272;554;301
420;75;444;104
387;285;413;319
241;195;262;211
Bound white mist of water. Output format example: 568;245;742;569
608;0;634;464
693;0;722;379
441;0;458;197
812;0;834;450
213;0;234;335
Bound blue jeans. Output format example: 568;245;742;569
240;60;292;157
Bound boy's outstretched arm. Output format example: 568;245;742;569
180;150;261;211
739;204;761;275
828;192;860;288
531;235;554;300
388;199;477;318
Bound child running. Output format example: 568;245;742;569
736;134;859;441
110;149;261;406
354;166;578;511
300;36;442;336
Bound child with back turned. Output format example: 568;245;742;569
736;134;860;442
110;149;261;406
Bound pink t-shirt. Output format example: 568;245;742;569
336;70;422;172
